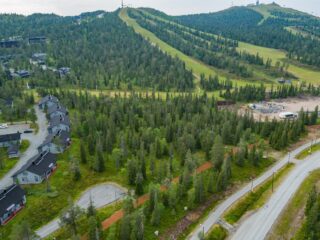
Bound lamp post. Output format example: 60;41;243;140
272;172;275;193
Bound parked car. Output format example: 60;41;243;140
23;129;33;133
0;124;8;129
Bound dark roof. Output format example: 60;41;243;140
39;95;59;105
49;115;70;128
39;130;70;148
0;184;25;217
8;144;19;154
13;151;57;177
16;70;30;78
29;36;46;42
0;132;21;143
47;104;67;115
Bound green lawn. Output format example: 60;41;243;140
0;140;30;179
268;170;320;240
224;163;293;224
67;88;223;100
238;42;320;85
206;225;228;240
295;143;320;160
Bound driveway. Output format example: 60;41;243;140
187;138;320;240
0;106;48;188
36;183;127;239
231;149;320;240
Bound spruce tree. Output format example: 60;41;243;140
80;141;87;164
211;135;224;171
135;171;144;195
94;147;105;172
120;215;131;240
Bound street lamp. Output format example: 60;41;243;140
272;172;275;193
199;224;205;240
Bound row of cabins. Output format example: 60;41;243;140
0;95;71;225
0;36;47;48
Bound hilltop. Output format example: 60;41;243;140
176;3;320;68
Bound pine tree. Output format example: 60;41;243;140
211;135;224;171
127;159;137;185
87;197;96;217
132;210;144;240
80;141;87;164
187;188;195;209
139;142;147;180
207;171;216;194
148;184;160;215
216;155;232;191
135;171;144;195
60;199;84;236
88;216;98;240
9;221;39;240
194;175;205;204
123;197;134;216
151;196;163;226
185;149;196;173
120;215;131;240
94;147;105;172
311;106;319;125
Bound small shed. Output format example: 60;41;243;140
7;144;19;158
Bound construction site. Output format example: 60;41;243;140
247;96;320;120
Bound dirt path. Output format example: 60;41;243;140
100;161;213;232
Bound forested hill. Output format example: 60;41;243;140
0;11;193;91
175;3;320;68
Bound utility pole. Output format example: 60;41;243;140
272;172;275;192
251;177;254;192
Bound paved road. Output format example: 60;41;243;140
36;183;127;239
0;106;48;188
231;148;320;240
188;139;320;240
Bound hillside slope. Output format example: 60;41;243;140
131;8;320;85
177;3;320;68
0;11;193;91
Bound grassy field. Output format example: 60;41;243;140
238;42;320;85
295;143;320;160
206;225;228;240
0;140;30;179
224;163;293;224
268;169;320;240
119;9;253;89
68;88;223;100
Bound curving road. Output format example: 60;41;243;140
36;183;127;239
231;147;320;240
187;139;320;240
0;106;48;188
